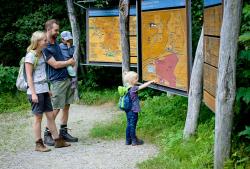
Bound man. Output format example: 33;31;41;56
43;19;78;146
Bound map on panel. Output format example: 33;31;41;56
88;8;137;64
142;8;188;91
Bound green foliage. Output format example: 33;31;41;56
0;92;29;114
236;87;250;104
191;0;203;57
0;0;70;66
239;32;250;46
0;65;18;93
79;66;122;90
238;126;250;139
241;4;250;33
235;1;250;114
238;50;250;61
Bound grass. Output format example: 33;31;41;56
0;92;29;114
90;94;216;169
0;92;32;152
79;88;119;105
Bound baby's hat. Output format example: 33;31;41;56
61;31;73;41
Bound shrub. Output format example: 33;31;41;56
0;65;18;93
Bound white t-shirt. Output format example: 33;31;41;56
25;52;49;95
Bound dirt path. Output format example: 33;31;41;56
0;103;158;169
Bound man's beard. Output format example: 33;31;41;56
52;34;57;40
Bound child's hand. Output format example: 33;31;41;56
66;40;73;47
150;79;157;84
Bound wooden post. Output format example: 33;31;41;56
214;0;243;168
66;0;81;101
183;27;204;139
119;0;130;83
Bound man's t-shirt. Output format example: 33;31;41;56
43;42;68;82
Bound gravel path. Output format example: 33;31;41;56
0;103;158;169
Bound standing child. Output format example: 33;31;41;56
123;71;155;146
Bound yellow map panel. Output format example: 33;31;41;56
88;16;137;64
142;8;188;91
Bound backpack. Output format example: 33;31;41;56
16;51;38;92
118;86;132;112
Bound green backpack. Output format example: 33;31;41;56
118;86;132;111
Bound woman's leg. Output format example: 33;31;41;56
33;114;43;141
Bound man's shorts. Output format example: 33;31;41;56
50;78;74;109
28;92;53;115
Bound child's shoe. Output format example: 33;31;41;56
125;139;132;145
132;138;144;146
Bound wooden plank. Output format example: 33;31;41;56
204;36;220;67
203;63;218;96
203;90;215;112
204;5;222;36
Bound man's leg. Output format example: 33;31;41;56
45;111;71;148
61;104;70;124
59;104;78;142
44;109;60;146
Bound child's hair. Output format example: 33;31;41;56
27;31;46;52
124;71;138;85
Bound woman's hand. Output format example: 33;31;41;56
48;91;52;97
32;93;38;103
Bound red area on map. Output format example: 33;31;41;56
155;53;178;88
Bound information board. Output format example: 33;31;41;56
86;7;137;65
203;0;223;112
141;0;191;93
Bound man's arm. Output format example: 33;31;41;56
47;57;75;69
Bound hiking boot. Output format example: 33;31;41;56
35;139;51;152
132;137;144;146
44;128;55;146
59;127;78;142
125;139;132;145
54;137;71;148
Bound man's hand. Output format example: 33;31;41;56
67;58;76;66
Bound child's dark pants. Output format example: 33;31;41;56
126;111;138;144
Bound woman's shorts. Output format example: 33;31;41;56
28;92;53;115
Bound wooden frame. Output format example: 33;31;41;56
138;0;192;96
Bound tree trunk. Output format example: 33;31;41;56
183;27;204;139
214;1;242;169
66;0;81;101
119;0;130;83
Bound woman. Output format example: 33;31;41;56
25;31;70;152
